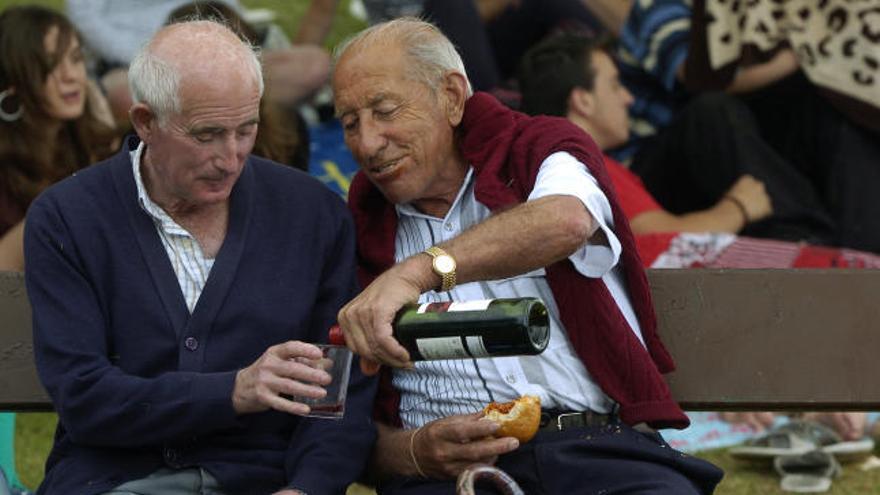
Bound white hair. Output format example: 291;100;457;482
128;20;264;125
333;17;473;96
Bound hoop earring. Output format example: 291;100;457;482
0;89;23;122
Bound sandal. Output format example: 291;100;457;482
730;419;875;463
774;449;841;493
777;420;875;463
729;430;816;460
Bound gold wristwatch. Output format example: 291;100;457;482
424;246;457;292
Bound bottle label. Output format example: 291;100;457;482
416;300;493;314
416;335;490;359
465;335;489;357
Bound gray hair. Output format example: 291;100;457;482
128;20;264;125
333;17;473;96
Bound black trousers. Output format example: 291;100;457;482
378;422;723;495
744;74;880;253
631;91;837;245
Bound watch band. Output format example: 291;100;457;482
424;246;457;292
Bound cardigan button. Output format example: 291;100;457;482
184;337;199;351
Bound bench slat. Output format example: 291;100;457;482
2;269;879;412
0;271;50;411
653;269;880;411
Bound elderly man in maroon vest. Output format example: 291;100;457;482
332;17;723;495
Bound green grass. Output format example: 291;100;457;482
0;0;365;50
14;412;880;493
13;413;54;490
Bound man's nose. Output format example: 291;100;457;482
623;88;635;107
217;134;242;168
357;118;387;156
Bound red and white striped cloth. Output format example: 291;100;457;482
636;232;880;269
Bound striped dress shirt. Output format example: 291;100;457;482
131;143;214;313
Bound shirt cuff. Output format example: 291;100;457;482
527;151;621;278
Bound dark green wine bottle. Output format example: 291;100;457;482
330;298;550;361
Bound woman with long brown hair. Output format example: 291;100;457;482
0;5;118;270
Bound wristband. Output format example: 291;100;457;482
724;195;750;224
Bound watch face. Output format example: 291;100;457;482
434;255;456;273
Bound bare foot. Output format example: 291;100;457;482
803;412;867;441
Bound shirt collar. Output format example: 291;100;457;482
395;166;475;221
130;142;188;235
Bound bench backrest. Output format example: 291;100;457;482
2;269;879;412
0;271;45;411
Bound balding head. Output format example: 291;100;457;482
333;17;472;97
129;20;263;125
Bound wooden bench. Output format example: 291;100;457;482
2;269;879;412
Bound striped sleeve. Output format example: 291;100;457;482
619;0;692;92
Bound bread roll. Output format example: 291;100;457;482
482;395;541;443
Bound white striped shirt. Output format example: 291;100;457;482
131;143;214;313
394;151;647;429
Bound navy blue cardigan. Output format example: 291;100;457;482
24;138;376;495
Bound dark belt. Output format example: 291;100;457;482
539;409;617;432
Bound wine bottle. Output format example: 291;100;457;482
329;298;550;361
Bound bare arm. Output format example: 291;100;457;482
444;194;595;283
337;194;597;371
629;204;744;234
629;175;772;234
293;0;341;45
727;48;799;94
371;415;517;480
0;221;25;271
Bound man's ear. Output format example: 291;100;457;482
129;103;156;144
567;87;595;118
441;71;468;127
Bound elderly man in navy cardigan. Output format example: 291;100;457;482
24;20;376;495
332;18;722;494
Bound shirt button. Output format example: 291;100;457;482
184;337;198;351
444;222;454;231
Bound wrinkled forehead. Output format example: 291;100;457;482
337;38;406;78
334;41;408;96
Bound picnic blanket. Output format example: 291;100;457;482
637;232;880;269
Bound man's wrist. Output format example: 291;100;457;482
398;252;444;293
423;246;457;292
722;195;750;227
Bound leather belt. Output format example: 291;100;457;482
539;409;617;432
